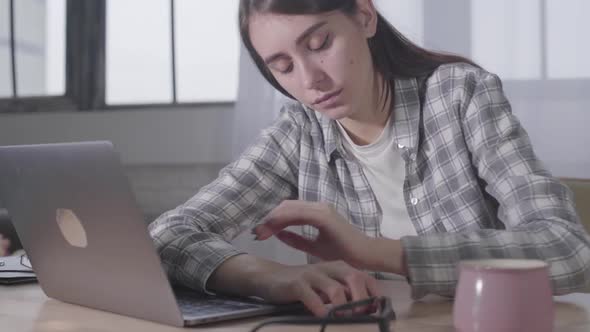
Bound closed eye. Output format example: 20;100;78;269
279;63;294;74
269;58;294;74
309;33;331;52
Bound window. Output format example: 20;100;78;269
106;0;174;105
421;0;590;100
472;0;542;80
545;0;590;79
375;0;424;47
471;0;590;81
0;0;11;98
106;0;239;105
0;0;65;99
0;0;239;113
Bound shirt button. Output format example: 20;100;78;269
410;197;419;205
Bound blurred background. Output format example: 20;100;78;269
0;0;588;262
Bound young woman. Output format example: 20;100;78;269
149;0;589;317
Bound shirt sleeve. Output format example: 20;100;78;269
148;109;301;294
401;68;590;299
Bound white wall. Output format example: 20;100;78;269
509;98;590;178
0;105;234;165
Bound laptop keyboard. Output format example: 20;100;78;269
175;289;269;317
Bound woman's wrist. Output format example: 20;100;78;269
369;237;407;276
207;254;286;299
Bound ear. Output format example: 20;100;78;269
355;0;378;38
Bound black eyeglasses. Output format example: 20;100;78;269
249;296;395;332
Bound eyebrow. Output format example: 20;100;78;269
263;21;328;65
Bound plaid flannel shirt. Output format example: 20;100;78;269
149;63;590;299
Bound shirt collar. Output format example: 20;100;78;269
319;110;341;161
390;76;422;153
316;76;423;162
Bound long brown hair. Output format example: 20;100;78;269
239;0;477;100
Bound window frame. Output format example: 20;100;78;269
0;0;236;114
0;0;104;113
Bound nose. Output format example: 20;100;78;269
298;59;327;90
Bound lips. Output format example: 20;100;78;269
312;89;343;106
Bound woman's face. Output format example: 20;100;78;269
249;1;378;120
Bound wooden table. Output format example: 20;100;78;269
2;281;590;331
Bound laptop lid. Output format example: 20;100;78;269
0;141;184;327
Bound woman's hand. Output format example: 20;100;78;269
254;260;382;317
253;200;402;272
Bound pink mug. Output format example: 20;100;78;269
453;259;554;332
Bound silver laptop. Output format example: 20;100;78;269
0;141;303;327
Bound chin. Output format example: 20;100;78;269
314;104;352;120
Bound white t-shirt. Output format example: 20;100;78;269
336;117;417;239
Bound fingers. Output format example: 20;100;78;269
281;263;381;318
275;230;317;254
255;201;329;240
294;282;328;317
345;273;369;300
365;275;383;297
322;262;379;314
344;273;374;315
307;273;348;310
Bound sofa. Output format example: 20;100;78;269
561;178;590;234
560;178;590;292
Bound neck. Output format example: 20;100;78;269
338;72;393;146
